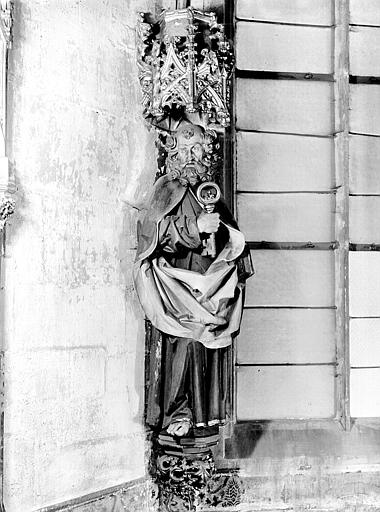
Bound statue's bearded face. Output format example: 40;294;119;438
165;123;219;186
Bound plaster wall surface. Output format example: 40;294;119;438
2;1;158;510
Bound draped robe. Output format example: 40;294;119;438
133;175;253;429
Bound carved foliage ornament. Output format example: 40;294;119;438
152;449;243;512
137;7;233;127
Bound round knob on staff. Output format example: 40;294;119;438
196;181;221;259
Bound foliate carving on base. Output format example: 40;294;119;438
201;472;243;509
152;447;243;512
154;450;216;512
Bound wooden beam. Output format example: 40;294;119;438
334;0;351;430
236;70;333;81
246;242;337;250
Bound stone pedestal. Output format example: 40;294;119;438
155;449;215;511
151;430;243;512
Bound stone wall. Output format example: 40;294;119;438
2;0;159;510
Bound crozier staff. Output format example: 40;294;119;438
133;121;253;437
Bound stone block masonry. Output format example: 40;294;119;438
1;0;161;510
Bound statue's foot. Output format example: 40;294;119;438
167;418;192;437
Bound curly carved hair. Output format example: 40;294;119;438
156;122;221;183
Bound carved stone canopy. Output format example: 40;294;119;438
137;7;233;128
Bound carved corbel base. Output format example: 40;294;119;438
151;440;243;512
153;448;216;512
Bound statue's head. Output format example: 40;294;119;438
162;121;220;186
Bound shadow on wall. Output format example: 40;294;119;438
117;78;158;424
117;204;147;428
224;422;268;459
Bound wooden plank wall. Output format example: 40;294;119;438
234;0;337;420
349;2;380;418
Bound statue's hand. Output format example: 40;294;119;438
197;212;220;234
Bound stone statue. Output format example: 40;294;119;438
133;119;253;438
135;8;249;509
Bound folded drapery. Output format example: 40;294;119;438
133;223;246;349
